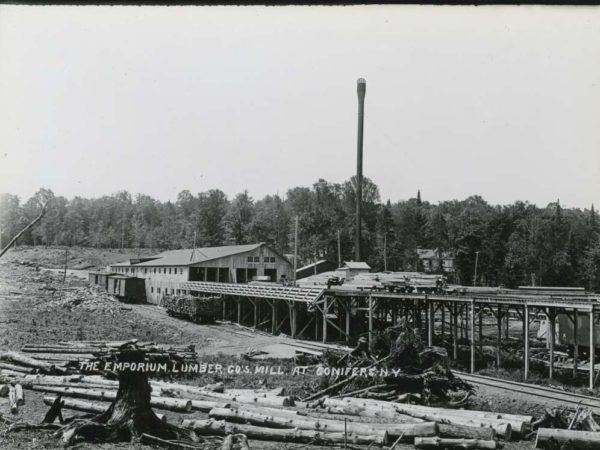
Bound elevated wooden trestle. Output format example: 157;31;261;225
182;281;600;389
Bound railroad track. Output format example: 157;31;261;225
455;371;600;414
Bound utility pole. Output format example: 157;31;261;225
190;231;197;261
337;229;342;268
355;78;366;262
293;216;299;285
473;251;480;286
383;234;387;272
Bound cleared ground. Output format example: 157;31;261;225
0;246;583;449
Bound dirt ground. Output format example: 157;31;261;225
0;247;573;449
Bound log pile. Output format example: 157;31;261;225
2;366;529;448
0;339;197;370
163;294;221;324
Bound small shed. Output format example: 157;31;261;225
88;271;116;291
106;275;146;304
340;261;371;281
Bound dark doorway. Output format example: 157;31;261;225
236;269;247;283
247;268;257;281
264;268;277;282
206;267;218;282
218;268;229;282
189;267;206;281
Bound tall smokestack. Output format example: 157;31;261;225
355;78;366;262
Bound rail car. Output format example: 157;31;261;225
163;294;221;324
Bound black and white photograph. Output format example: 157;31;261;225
0;4;599;449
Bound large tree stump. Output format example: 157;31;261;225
53;345;198;446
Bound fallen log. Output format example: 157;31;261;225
181;418;388;445
0;351;55;372
30;385;192;413
0;362;35;374
190;399;224;412
14;384;24;406
21;346;101;354
208;406;437;439
324;398;518;438
324;402;424;422
392;404;526;436
414;437;498;449
43;396;167;423
535;428;600;449
0;384;9;397
8;385;18;414
392;405;512;440
438;423;496;441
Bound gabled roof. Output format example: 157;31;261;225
296;260;335;272
135;244;262;267
118;243;264;267
341;261;371;270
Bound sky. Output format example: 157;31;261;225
0;5;599;209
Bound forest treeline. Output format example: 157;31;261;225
1;178;599;290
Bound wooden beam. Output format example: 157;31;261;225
441;303;446;346
297;316;314;338
368;295;373;351
548;308;555;380
271;300;277;335
470;302;475;374
237;297;241;324
496;305;502;370
524;305;529;381
453;303;458;361
428;298;434;347
574;309;579;378
590;310;595;390
345;299;351;345
322;297;328;344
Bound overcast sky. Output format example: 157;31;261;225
1;5;599;209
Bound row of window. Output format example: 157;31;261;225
113;266;184;275
247;256;276;263
150;287;185;295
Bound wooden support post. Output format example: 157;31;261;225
368;295;373;351
441;303;446;346
253;300;258;328
237;298;241;324
345;300;351;345
574;309;579;378
590;309;595;390
478;307;483;355
222;297;227;321
549;309;555;380
322;297;328;344
453;303;458;361
505;308;509;340
428;298;434;347
496;306;502;370
271;301;277;335
524;305;529;381
290;303;297;339
470;302;475;374
392;303;397;326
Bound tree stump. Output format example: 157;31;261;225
54;344;198;446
